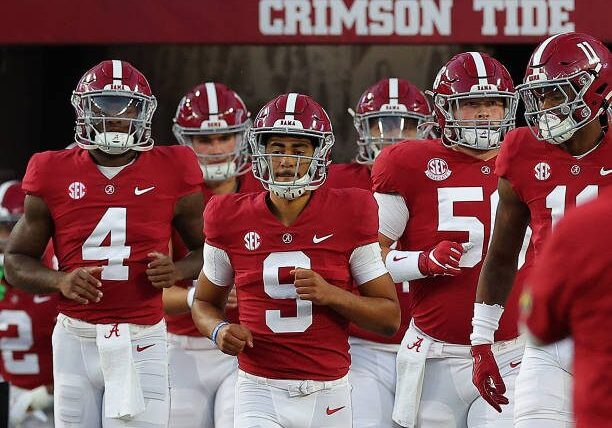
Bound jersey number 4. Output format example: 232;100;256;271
82;207;131;281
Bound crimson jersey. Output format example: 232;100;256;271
205;187;380;380
22;146;202;325
324;163;372;190
496;127;612;258
325;162;411;345
0;244;58;389
372;139;523;344
525;190;612;428
166;171;263;336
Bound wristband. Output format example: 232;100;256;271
211;321;230;345
186;286;196;309
470;302;504;345
385;250;426;282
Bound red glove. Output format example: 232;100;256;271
471;344;509;413
417;241;468;277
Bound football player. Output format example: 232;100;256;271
326;78;432;428
4;60;205;428
522;189;612;428
0;181;56;428
470;32;611;427
373;52;527;427
164;81;260;428
191;93;400;428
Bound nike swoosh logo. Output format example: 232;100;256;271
33;295;52;304
136;344;155;352
326;406;345;415
600;168;612;176
313;234;333;244
393;256;408;262
134;186;155;196
510;360;522;368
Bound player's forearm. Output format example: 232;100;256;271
4;253;63;294
475;253;517;306
174;247;204;281
163;285;191;315
191;298;227;338
328;290;400;336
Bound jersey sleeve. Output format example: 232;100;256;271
371;145;402;194
175;146;204;198
203;195;229;251
524;216;576;344
351;190;381;249
202;243;234;286
495;130;525;201
349;242;388;286
21;153;47;197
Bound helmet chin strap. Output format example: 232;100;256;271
460;128;501;150
200;160;236;182
538;113;577;144
94;132;134;154
269;173;311;200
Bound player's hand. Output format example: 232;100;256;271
292;268;339;306
147;252;181;289
215;323;253;356
226;286;238;310
57;267;103;305
471;344;509;413
418;241;473;277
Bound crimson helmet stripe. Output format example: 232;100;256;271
205;82;219;120
468;52;489;86
111;60;123;88
388;78;399;105
284;93;298;121
532;33;564;66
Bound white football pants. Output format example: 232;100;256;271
348;337;400;428
52;314;169;428
235;369;352;428
167;333;236;428
395;323;524;428
514;337;574;428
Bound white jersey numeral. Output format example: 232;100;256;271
438;187;485;267
82;207;131;281
577;42;601;65
263;251;312;333
546;185;599;228
0;310;39;375
438;187;531;269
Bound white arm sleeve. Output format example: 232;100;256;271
374;192;409;241
202;243;234;287
349;242;389;286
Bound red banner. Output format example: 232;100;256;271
2;0;609;44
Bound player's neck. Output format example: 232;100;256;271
206;177;238;195
267;191;312;227
558;119;605;157
89;149;138;167
450;145;498;161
